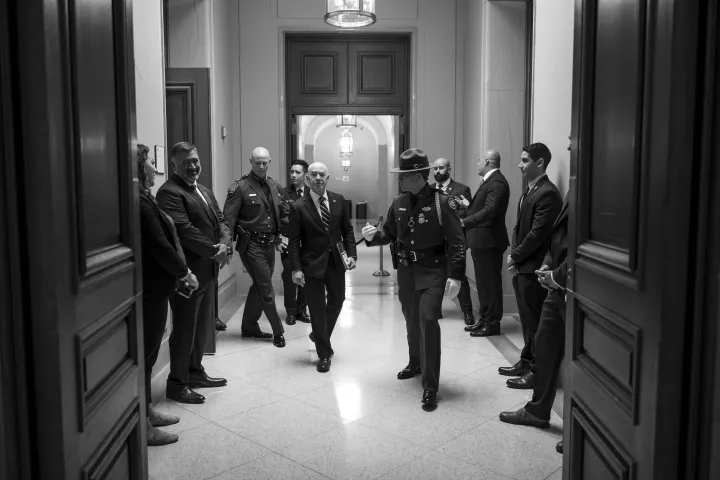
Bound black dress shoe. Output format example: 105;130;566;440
241;330;273;339
317;357;331;372
464;320;484;332
556;440;563;454
273;335;286;348
166;387;205;404
297;311;311;323
309;332;315;343
285;315;297;326
470;323;501;337
463;313;475;325
498;360;530;376
507;371;534;389
187;374;227;389
215;318;227;331
499;407;549;428
422;390;437;405
397;364;421;379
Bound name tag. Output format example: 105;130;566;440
249;193;257;197
399;208;406;211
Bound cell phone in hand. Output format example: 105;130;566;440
176;280;195;298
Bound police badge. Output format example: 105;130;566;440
448;196;457;210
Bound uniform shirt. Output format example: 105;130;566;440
223;172;286;236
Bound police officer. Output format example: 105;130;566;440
279;159;311;325
361;148;465;407
222;147;286;348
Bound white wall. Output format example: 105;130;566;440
531;0;574;197
133;0;166;195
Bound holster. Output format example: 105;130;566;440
389;241;399;270
235;226;250;256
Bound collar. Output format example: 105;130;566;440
483;168;499;182
176;175;197;189
528;173;547;190
438;177;452;189
291;183;305;193
309;188;328;204
250;171;267;184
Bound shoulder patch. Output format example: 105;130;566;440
228;180;241;194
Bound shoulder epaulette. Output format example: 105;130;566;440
228;178;242;194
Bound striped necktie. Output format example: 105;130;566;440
318;196;330;229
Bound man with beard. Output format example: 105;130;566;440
279;159;311;325
430;158;474;325
288;162;357;372
157;142;232;404
222;147;287;348
362;148;465;407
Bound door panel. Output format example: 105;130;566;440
287;41;349;106
9;0;146;478
567;0;706;478
348;41;408;106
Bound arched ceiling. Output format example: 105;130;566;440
302;115;393;148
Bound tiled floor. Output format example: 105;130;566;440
148;291;564;479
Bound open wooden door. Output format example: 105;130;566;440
565;0;716;478
1;0;146;478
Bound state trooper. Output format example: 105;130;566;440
222;147;287;348
361;148;466;407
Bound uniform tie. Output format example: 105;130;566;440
318;196;330;229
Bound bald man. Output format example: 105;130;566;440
222;147;287;348
462;150;510;337
431;158;475;325
287;162;357;372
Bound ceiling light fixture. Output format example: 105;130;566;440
325;0;377;28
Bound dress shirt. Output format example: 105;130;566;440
483;168;499;182
309;189;330;218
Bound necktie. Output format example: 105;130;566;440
298;188;303;197
519;187;530;208
318;196;330;229
190;185;213;218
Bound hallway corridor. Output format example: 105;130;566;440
148;288;563;480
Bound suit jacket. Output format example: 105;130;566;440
288;190;357;279
139;190;188;295
157;174;232;287
511;175;562;274
280;184;310;237
542;196;569;289
463;170;511;250
431;179;472;219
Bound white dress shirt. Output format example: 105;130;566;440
483;168;499;182
309;189;330;218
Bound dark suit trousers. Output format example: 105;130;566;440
398;268;443;393
470;248;504;324
142;288;171;404
525;290;566;420
281;252;307;316
512;273;548;368
305;254;345;359
167;281;214;391
239;240;284;336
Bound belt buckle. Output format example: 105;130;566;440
409;251;417;262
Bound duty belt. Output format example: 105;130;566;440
396;244;446;266
248;231;277;244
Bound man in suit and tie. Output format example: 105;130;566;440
461;150;511;337
288;162;357;373
431;158;475;325
500;193;569;455
279;159;311;326
502;143;562;390
157;141;232;404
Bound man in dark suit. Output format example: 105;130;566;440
462;149;510;337
362;148;465;407
279;159;311;326
502;143;562;390
288;162;357;373
500;194;568;455
157;141;232;404
430;158;475;325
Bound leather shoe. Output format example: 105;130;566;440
146;419;179;446
556;441;563;454
317;357;331;372
498;360;529;376
166;387;204;404
463;312;475;325
499;407;549;429
507;371;534;389
470;323;501;337
421;390;437;405
215;318;227;331
187;374;227;389
309;332;315;343
148;404;179;427
273;335;286;348
285;314;297;326
464;320;484;332
397;364;421;379
297;310;311;323
241;330;273;339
